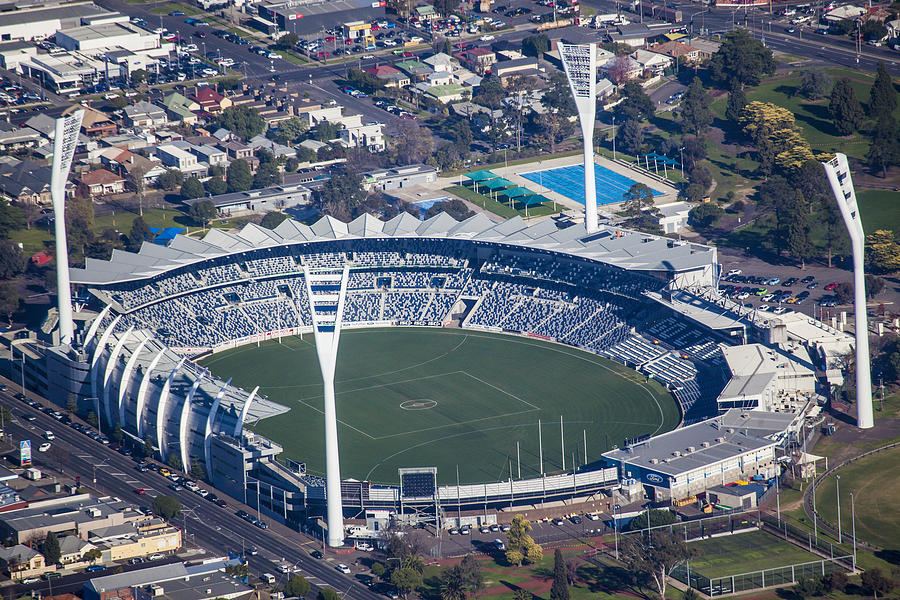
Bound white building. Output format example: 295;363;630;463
155;144;205;177
716;344;817;412
0;3;115;42
56;22;162;53
654;201;691;234
338;116;385;152
631;49;673;75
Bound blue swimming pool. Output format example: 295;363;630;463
521;164;662;206
412;197;449;217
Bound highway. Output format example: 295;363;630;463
0;377;384;600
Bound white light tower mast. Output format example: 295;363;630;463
304;264;351;546
51;110;84;346
559;43;598;234
822;153;873;429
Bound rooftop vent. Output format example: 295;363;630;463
701;441;710;448
715;437;725;443
686;446;696;453
649;458;658;464
726;428;734;434
672;451;681;457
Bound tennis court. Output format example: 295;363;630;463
521;164;662;205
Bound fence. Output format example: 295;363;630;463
617;508;762;543
671;556;852;597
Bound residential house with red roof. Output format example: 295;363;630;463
77;169;126;198
189;87;233;115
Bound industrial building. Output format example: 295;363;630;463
0;2;117;42
256;0;386;36
55;22;162;53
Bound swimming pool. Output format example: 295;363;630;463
411;197;449;217
521;164;662;206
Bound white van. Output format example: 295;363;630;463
261;573;276;584
43;431;55;440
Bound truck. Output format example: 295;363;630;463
636;2;683;23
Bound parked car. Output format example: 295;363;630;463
337;564;351;574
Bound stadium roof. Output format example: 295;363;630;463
69;213;718;286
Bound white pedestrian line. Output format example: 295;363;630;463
108;472;126;476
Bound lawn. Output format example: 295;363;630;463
201;327;680;485
814;445;900;551
856;189;900;235
687;530;821;579
445;185;561;219
146;2;203;15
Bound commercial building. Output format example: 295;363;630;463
716;344;817;412
0;2;115;42
56;22;162;53
602;409;799;502
84;557;251;600
257;0;386;36
183;182;313;215
363;164;438;191
0;494;144;544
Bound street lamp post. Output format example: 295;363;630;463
850;491;857;571
812;470;818;545
836;474;842;543
612;115;616;160
679;147;685;181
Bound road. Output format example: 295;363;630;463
0;379;384;600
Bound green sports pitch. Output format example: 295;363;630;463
200;328;681;485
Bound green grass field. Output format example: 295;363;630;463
857;189;900;236
688;530;821;579
200;327;680;484
815;445;900;551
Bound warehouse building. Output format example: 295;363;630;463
0;2;116;42
55;22;162;53
602;409;800;503
256;0;386;36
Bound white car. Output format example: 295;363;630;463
726;269;742;276
383;39;397;46
362;54;375;59
480;35;495;41
38;442;51;452
409;36;423;42
148;553;165;560
336;564;351;574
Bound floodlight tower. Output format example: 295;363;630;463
822;153;873;429
51;110;85;346
304;264;351;546
559;43;599;234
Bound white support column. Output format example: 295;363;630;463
118;336;149;428
233;386;259;438
83;305;111;350
157;357;186;464
205;378;231;478
180;370;206;474
91;316;122;400
136;348;166;438
102;327;134;427
822;154;873;429
51;111;84;346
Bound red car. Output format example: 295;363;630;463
402;51;414;57
824;282;839;291
134;488;147;495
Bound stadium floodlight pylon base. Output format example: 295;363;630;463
822;154;873;429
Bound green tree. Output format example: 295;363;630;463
541;71;577;117
180;177;204;200
861;20;888;41
866;116;900;178
440;566;467;600
798;68;832;100
157;168;184;191
106;95;127;109
688;203;724;229
860;569;894;599
616;119;644;155
505;515;542;566
189;199;217;229
619;531;696;599
793;577;825;600
0;199;25;240
623;183;655;217
226;563;250;580
829;78;864;135
625;509;677;532
474;74;505;109
459;554;484;598
272;116;309;145
318;588;341;600
314;171;369;221
127;216;153;251
43;531;61;564
226;159;253;193
84;548;102;563
111;424;124;444
86;411;98;428
190;457;206;480
708;28;776;88
521;34;549;57
822;571;849;593
167;454;183;471
285;574;311;596
347;68;387;95
869;62;897;121
391;567;423;599
131;69;149;85
0;282;21;326
550;549;570;600
451;120;474;155
615;82;655;122
260;211;289;229
253;162;281;189
725;82;747;123
866;230;900;273
205;176;227;196
143;436;155;458
679;78;712;136
285;157;300;172
152;495;182;519
217;106;266;140
0;242;26;279
277;32;299;49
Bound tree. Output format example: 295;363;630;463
822;571;848;593
189;199;217;229
541;71;577;117
347;68;387;95
271;116;309;145
180;177;204;200
441;566;467;600
616;119;644;155
521;34;549;57
708;28;776;88
615;82;655;122
106;95;127;109
395;120;434;165
866;274;886;299
226;562;250;580
226;159;253;193
619;530;696;599
277;32;299;49
131;69;149;85
725;82;747;124
798;68;832;100
260;211;289;229
0;200;25;240
391;567;423;599
688;203;724;229
318;588;341;600
869;62;897;121
793;577;825;600
43;531;61;564
866;230;900;273
861;20;888;41
834;282;853;305
143;436;155;458
861;568;894;599
0;282;21;326
451;120;474;155
84;548;102;563
623;183;655;217
625;509;677;532
253;162;281;189
505;515;542;566
0;242;26;279
474;74;505;109
127;216;152;252
679;78;713;136
285;574;311;596
433;0;457;16
190;457;206;480
111;424;124;444
829;78;864;135
314;171;369;221
550;549;570;600
866;116;900;177
217;106;266;140
205;176;227;195
157;168;184;191
459;554;484;598
152;495;182;519
86;411;98;428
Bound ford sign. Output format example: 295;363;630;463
645;473;663;484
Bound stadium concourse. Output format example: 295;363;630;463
31;210;843;531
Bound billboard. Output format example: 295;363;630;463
19;440;31;467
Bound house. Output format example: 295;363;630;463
183;183;312;215
0;158;52;204
0;125;43;152
426;70;453;86
423;52;455;73
189;86;233;115
337;116;385;152
364;64;410;88
161;93;200;125
455;47;496;74
58;536;97;565
493;57;540;85
823;5;866;22
249;135;296;158
886;18;900;39
0;545;48;581
599;55;643;82
74;106;117;138
609;23;652;47
124;101;168;128
98;148;166;187
156;144;206;177
218;140;254;161
631;49;673;75
191;144;229;167
423;83;467;104
77;169;126;198
363;164;438;191
450;101;504;120
415;4;437;20
649;40;702;63
394;59;433;81
653;201;691;234
297;104;344;127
